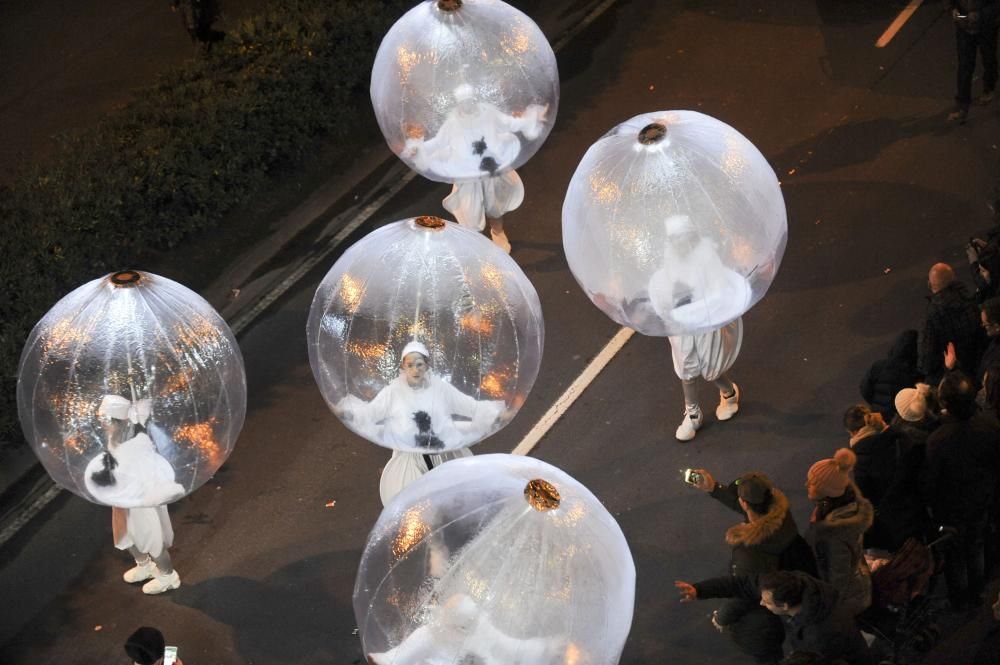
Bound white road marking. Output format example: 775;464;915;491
876;0;924;48
512;326;635;456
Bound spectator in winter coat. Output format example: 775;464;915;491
970;245;1000;304
924;371;1000;610
976;297;1000;419
805;449;874;616
675;571;873;665
918;263;983;386
859;330;922;421
684;469;818;663
843;405;901;550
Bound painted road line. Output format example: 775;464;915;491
876;0;924;48
512;326;636;456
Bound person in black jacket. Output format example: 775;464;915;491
859;330;921;421
924;371;1000;609
918;263;983;386
947;0;999;122
685;469;818;663
675;571;873;665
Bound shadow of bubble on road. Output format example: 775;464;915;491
173;550;363;665
511;239;567;274
766;179;976;295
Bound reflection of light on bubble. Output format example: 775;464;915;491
588;173;621;205
347;341;388;364
42;320;89;356
174;419;221;467
500;27;531;56
564;642;583;665
731;240;754;267
721;134;747;178
392;504;430;559
396;46;421;82
459;312;494;335
463;571;489;602
480;369;510;398
160;371;191;396
338;274;364;314
63;434;86;455
479;264;504;291
555;501;588;528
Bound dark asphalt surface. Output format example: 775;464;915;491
3;0;1000;663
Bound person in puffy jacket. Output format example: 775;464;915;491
859;330;921;421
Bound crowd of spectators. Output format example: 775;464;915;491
674;211;1000;664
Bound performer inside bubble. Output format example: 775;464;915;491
647;214;752;330
83;395;184;594
337;341;505;452
366;593;561;665
404;84;548;181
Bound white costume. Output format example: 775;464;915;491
368;594;559;665
648;215;752;330
339;342;504;453
405;84;547;182
442;170;524;231
85;395;182;558
669;317;743;382
378;448;473;506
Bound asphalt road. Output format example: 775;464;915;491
2;0;1000;663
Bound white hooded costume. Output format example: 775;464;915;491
84;395;183;557
367;594;560;665
647;214;752;330
338;342;504;453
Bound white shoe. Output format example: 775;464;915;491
716;383;740;421
675;406;703;441
491;230;511;254
142;569;181;595
123;559;156;584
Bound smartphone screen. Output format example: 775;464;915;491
163;646;178;665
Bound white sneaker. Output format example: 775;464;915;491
142;569;181;595
675;406;703;441
716;383;740;421
491;230;511;254
123;559;156;584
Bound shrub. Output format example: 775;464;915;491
0;0;410;449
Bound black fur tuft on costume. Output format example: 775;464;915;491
412;411;445;450
90;451;119;487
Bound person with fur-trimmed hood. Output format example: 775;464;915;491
805;448;875;616
685;469;818;664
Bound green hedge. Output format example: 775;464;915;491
0;0;410;449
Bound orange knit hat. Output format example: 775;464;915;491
807;448;856;498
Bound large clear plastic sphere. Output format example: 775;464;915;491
371;0;559;183
17;270;246;507
307;217;543;453
354;454;636;664
562;110;788;337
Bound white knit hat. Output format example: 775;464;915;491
894;383;931;422
400;340;430;362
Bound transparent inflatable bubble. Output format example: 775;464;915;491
371;0;559;183
355;454;636;665
307;217;543;453
562;110;788;337
17;270;246;507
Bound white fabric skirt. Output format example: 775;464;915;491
442;170;524;231
379;448;474;506
668;317;743;382
114;506;174;558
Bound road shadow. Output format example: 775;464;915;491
174;549;363;665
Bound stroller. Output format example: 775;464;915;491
859;527;956;665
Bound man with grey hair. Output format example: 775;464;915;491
918;262;982;385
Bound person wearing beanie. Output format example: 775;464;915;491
683;468;817;663
925;371;1000;610
804;448;874;616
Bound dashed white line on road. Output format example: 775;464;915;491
876;0;924;48
512;326;635;456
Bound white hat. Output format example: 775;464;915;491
894;383;931;422
453;83;475;103
664;214;694;236
400;340;430;362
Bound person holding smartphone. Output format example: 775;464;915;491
124;627;183;665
